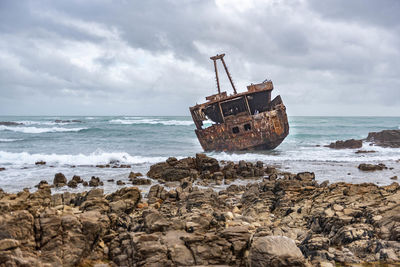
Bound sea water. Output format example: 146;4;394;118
0;116;399;193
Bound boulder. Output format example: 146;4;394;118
358;163;387;171
116;180;125;186
67;179;78;188
131;178;151;185
89;176;103;187
53;173;67;187
71;175;83;183
195;153;220;172
248;236;306;267
326;139;362;149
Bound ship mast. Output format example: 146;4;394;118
210;54;237;95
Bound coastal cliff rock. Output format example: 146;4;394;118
0;156;399;266
366;129;400;148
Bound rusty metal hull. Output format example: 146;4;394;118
195;103;289;151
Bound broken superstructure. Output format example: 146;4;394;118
189;54;289;151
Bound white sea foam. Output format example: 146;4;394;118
0;138;22;142
0;126;87;133
110;119;194;126
85;117;95;120
208;146;400;163
0;151;166;165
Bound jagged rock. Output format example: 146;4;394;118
358;163;387;171
53;173;67;187
116;180;125;186
131;178;151;185
67;179;78;188
326;139;362;149
143;210;169;233
71;175;83;183
128;172;143;179
366;129;400;148
196;153;220;172
35;180;49;189
35;160;46;165
89;176;103;187
248;236;306;267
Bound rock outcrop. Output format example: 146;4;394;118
1;156;399;266
326;139;362;149
366;129;400;148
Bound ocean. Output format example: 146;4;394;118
0;116;399;193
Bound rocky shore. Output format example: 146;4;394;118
326;129;400;149
1;154;399;266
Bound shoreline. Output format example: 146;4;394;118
1;154;399;266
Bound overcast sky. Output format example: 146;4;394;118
0;0;399;116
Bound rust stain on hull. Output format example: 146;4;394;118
189;54;289;152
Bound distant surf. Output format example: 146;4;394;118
109;118;194;126
0;126;87;134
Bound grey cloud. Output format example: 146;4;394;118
0;0;399;116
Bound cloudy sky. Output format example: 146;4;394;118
0;0;399;116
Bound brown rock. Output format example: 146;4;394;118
116;180;125;186
366;130;400;148
326;139;362;149
89;176;103;187
53;173;67;187
131;178;151;185
248;236;306;266
35;160;46;165
358;163;387;171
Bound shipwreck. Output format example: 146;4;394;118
189;54;289;151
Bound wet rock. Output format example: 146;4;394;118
390;176;398;180
53;173;67;187
358;163;387;171
54;119;82;123
67;179;78;188
116;180;125;186
196;153;220;173
366;129;400;148
355;150;376;154
0;167;5;171
248;236;306;266
35;180;49;189
128;171;143;179
0;121;22;126
326;139;362;149
131;178;151;185
71;175;83;183
89;176;103;187
35;160;46;165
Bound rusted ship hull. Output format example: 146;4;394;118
195;99;289;151
190;54;289;152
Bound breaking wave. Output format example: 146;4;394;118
0;151;166;165
13;120;80;125
0;138;22;142
0;126;87;134
110;119;194;126
208;147;400;163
